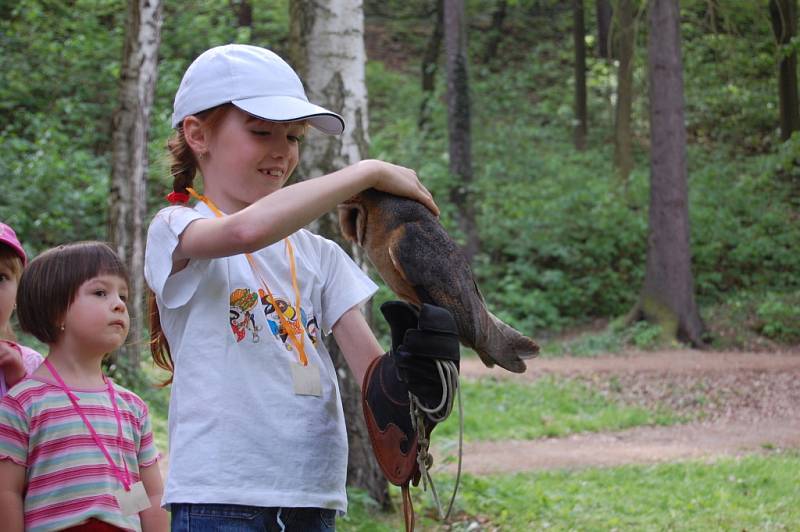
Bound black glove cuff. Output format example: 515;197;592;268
402;329;460;362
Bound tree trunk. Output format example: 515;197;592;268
573;0;588;150
769;0;800;141
108;0;162;384
444;0;480;263
289;0;390;510
613;0;634;184
482;0;508;62
419;0;444;132
596;0;613;59
633;0;705;346
230;0;252;28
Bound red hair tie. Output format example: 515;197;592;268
166;191;190;204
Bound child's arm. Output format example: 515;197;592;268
175;159;439;262
138;462;169;532
331;306;384;384
0;342;27;390
0;459;26;532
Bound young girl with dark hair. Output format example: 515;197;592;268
0;241;168;532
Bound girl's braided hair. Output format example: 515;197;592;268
149;104;232;384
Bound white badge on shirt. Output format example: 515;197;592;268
113;481;151;515
291;361;322;396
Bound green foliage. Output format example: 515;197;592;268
701;289;799;350
754;290;800;343
0;124;110;255
682;10;778;150
0;0;291;253
363;2;799;343
132;364;172;453
0;0;123;253
544;319;669;357
433;376;680;443
2;0;798;348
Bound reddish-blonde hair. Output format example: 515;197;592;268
149;104;232;384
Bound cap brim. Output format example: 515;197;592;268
233;96;345;135
0;238;26;266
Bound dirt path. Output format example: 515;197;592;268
437;350;800;474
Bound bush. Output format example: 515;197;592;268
755;291;800;344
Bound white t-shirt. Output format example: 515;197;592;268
145;202;378;512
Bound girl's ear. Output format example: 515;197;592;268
183;116;209;156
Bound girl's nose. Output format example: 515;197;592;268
269;139;289;158
112;295;127;312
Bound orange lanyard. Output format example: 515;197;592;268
186;188;309;366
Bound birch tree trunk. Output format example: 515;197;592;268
630;0;705;347
444;0;480;264
108;0;162;383
289;0;390;509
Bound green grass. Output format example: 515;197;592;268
433;376;682;443
341;452;800;531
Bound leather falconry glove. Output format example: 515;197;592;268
362;301;460;486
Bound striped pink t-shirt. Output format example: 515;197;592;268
0;376;160;532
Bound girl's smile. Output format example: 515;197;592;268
198;108;305;213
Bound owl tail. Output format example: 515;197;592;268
473;312;539;373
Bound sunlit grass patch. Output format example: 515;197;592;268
342;451;800;531
434;376;682;443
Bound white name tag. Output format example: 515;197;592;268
113;481;151;516
291;361;322;396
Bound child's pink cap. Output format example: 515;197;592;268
0;222;27;266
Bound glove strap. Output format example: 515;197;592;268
401;484;414;532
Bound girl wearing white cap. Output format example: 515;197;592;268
145;45;459;531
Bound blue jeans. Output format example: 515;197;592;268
170;503;336;532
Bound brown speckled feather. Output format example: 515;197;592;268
338;189;538;373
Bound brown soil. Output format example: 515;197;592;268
436;350;800;474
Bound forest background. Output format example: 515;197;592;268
2;0;799;355
1;0;799;529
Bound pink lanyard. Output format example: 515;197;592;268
44;359;132;491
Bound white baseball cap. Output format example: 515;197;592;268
171;44;345;135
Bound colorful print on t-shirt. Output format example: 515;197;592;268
259;290;319;349
229;288;262;343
